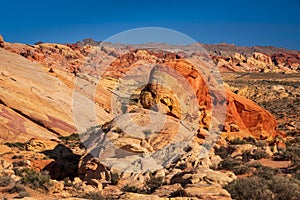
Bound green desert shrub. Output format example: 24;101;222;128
214;146;229;159
59;133;80;141
63;177;73;187
143;129;152;135
15;191;31;198
229;137;247;145
229;137;266;147
62;177;81;190
252;149;269;160
274;145;300;162
232;165;251;175
225;176;274;200
0;176;12;187
243;137;258;146
122;175;163;194
274;150;295;161
242;149;269;162
113;127;123;133
110;172;120;185
225;162;300;199
246;161;263;168
256;140;267;147
21;169;51;191
11;155;24;160
176;163;188;170
295;171;300;180
214;145;236;159
254;166;282;180
218;157;241;170
266;176;300;200
145;175;163;193
4;142;26;151
121;184;142;193
287;146;300;158
7;183;26;194
169;188;189;197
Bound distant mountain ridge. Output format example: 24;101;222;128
73;38;300;73
75;38;300;56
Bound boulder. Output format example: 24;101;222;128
184;184;231;199
50;180;64;194
225;90;280;139
119;193;161;200
170;168;236;187
153;183;183;197
231;144;257;157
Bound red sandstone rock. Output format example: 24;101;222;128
105;50;282;140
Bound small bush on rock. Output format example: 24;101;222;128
7;183;26;194
21;169;51;191
121;184;142;193
229;138;247;145
218;157;241;170
145;175;163;193
0;176;12;187
16;191;31;198
4;142;26;151
110;172;120;185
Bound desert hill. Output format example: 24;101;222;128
0;36;299;199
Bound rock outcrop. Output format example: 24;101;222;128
212;51;300;73
0;48;112;142
1;39;297;200
223;90;280;139
119;50;280;140
76;49;281;200
271;53;300;71
0;42;282;148
0;34;4;48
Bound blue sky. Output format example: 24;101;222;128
1;0;300;49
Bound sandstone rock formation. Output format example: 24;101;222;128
0;41;283;155
222;72;300;137
2;37;300;199
223;90;280;140
1;39;298;199
122;50;280;140
0;47;112;143
271;53;300;71
74;49;283;200
76;49;282;184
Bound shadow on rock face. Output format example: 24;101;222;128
41;144;81;181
